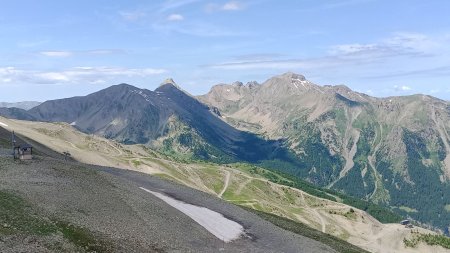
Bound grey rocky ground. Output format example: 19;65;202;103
0;154;335;253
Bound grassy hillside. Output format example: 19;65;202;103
234;163;402;223
2;117;448;253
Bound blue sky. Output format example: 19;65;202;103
1;0;450;102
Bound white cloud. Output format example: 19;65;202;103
207;59;311;70
402;86;411;91
384;32;438;53
222;1;244;11
39;49;124;57
394;85;412;91
329;32;441;61
167;14;184;21
40;51;73;57
208;32;445;71
329;43;378;55
36;72;70;82
0;66;168;85
205;1;245;12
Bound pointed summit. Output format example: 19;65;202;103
160;78;181;89
162;78;175;85
156;78;193;98
279;72;306;81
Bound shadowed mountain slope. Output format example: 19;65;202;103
17;81;299;166
199;72;450;231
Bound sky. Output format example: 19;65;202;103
1;0;450;102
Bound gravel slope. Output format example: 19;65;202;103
0;152;335;252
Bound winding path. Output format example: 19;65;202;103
300;191;326;233
218;171;231;198
312;209;326;233
107;140;123;156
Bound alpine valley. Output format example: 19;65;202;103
2;72;450;252
199;72;450;232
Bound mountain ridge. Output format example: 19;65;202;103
1;73;450;232
198;72;450;232
0;101;41;110
2;81;301;168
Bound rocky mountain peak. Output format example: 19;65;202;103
232;81;244;87
280;72;306;81
228;81;260;89
246;81;259;88
114;83;135;89
261;72;317;93
94;83;139;97
158;78;183;91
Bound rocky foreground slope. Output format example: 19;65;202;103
0;125;336;253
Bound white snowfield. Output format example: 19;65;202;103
0;122;8;127
139;187;244;242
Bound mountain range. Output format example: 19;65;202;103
199;72;450;231
3;79;297;166
2;72;450;232
0;101;41;110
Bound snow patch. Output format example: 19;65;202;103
140;187;244;242
291;78;324;93
131;89;154;104
0;122;8;127
70;121;77;126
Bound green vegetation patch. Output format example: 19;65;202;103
54;221;108;252
194;166;224;194
334;122;376;200
0;138;11;148
131;159;141;167
404;233;450;249
0;190;110;252
241;206;369;253
375;129;450;230
237;163;402;223
329;208;357;221
333;108;347;137
0;190;54;235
